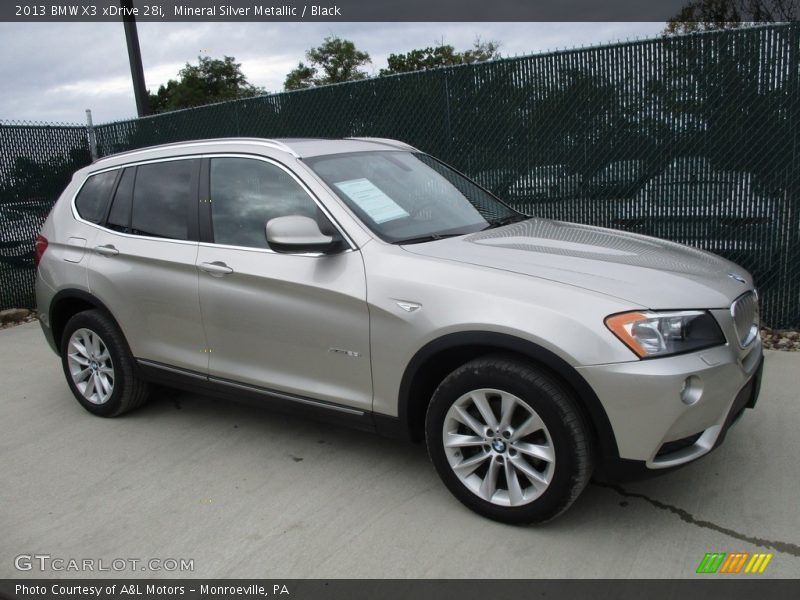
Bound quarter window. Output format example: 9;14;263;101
210;158;322;249
130;160;194;240
75;171;117;223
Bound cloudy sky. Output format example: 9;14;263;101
0;21;665;125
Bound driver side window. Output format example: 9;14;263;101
209;157;323;249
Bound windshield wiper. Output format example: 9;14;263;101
483;214;528;230
394;232;468;245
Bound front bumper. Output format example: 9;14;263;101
578;340;762;470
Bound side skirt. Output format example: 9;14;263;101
135;358;398;435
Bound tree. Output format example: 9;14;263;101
1;146;90;206
379;39;501;76
283;62;316;91
284;37;371;91
148;56;264;113
665;0;797;34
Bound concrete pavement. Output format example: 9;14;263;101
1;321;798;578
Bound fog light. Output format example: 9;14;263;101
680;375;703;406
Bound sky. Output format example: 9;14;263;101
0;21;665;125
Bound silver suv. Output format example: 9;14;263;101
35;138;763;523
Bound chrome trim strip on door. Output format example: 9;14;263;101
137;359;207;380
207;377;365;415
135;359;365;416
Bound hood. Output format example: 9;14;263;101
401;219;752;309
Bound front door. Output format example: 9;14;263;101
195;156;372;411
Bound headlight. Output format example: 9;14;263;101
605;310;725;358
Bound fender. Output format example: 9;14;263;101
397;331;620;460
48;288;125;355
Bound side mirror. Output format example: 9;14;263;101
266;216;342;254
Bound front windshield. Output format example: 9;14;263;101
306;151;524;243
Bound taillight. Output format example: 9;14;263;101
34;234;48;267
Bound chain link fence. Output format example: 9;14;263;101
0;122;92;309
2;23;799;327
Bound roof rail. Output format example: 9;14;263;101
344;137;419;152
95;138;300;163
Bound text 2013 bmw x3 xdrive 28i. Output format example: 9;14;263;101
35;138;763;523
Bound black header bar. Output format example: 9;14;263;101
2;0;688;22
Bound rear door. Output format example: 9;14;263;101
195;155;372;411
87;158;208;373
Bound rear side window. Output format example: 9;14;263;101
209;157;320;249
106;167;135;233
131;160;194;240
75;171;117;223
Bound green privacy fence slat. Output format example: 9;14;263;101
0;122;92;309
2;23;799;327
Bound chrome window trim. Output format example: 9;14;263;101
196;241;349;258
71;153;357;253
202;152;357;253
70;156;200;247
71;168;119;226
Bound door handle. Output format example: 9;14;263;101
199;261;234;276
94;244;119;257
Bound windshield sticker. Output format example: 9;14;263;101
334;178;409;224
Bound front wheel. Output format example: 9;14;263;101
426;354;594;524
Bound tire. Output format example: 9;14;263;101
60;309;150;417
426;354;594;524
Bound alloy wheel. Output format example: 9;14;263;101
67;327;115;405
442;388;555;507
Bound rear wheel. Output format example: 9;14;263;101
60;310;150;417
426;354;593;524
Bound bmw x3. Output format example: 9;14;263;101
35;138;763;523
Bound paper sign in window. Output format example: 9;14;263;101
334;178;409;224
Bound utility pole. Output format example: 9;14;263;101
121;0;149;117
85;109;98;160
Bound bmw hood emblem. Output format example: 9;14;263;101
728;272;746;284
